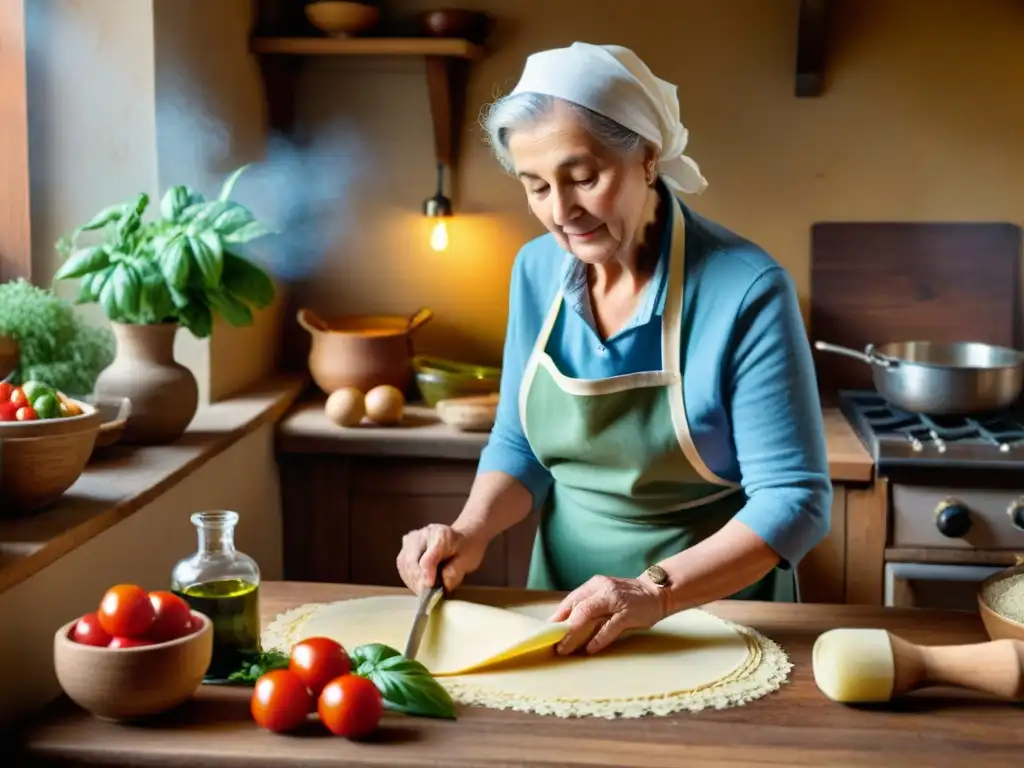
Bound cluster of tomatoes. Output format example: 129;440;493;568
252;637;384;740
71;584;199;648
0;381;41;421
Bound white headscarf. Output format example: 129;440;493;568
510;42;708;195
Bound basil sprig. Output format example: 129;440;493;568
225;649;290;685
351;643;456;720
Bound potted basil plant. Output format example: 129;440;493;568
53;165;276;444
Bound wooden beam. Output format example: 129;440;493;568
795;0;829;98
0;0;31;282
424;56;469;175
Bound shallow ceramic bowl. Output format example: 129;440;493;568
0;399;103;514
413;355;501;408
54;611;213;721
86;395;133;452
305;1;380;37
977;563;1024;642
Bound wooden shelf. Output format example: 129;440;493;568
250;36;483;60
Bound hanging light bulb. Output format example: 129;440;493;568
423;160;452;253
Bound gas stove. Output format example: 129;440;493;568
837;390;1024;474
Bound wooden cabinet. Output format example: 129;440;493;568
278;452;856;601
278;454;537;588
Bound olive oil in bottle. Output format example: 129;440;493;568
171;510;262;682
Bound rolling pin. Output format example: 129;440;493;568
812;628;1024;703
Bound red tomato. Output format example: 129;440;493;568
109;636;154;649
9;387;28;407
289;637;352;696
97;584;156;639
147;591;193;642
317;675;383;739
250;670;313;734
0;382;13;402
0;402;18;421
71;612;112;647
15;406;37;421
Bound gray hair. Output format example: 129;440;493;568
480;92;646;174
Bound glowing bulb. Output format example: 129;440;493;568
430;219;449;252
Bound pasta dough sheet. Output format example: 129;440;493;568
263;596;791;719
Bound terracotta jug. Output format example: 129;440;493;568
297;307;432;396
93;323;199;444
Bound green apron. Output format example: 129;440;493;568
518;196;793;603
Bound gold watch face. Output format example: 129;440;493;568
645;565;669;587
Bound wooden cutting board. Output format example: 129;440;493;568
810;222;1022;400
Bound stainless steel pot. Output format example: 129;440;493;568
814;340;1024;415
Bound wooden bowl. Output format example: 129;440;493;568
977;563;1024;642
54;611;213;721
305;1;380;37
418;8;493;44
86;395;133;452
0;399;103;514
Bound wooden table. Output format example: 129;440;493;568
13;582;1023;767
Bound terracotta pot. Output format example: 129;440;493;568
297;307;432;396
93;323;198;444
0;333;18;380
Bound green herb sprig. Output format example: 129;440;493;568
53;165;277;340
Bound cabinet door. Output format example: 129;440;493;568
796;483;847;604
349;493;507;587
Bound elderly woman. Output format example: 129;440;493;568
396;43;832;656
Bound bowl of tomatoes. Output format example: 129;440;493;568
54;584;213;721
0;379;103;514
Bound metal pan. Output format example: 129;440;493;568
814;340;1024;415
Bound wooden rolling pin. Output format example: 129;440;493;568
812;628;1024;703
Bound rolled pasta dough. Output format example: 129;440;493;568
264;596;791;718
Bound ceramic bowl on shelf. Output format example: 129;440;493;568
53;611;213;721
305;1;380;37
0;398;103;515
413;355;501;408
977;561;1024;642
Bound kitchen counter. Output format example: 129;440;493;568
14;581;1021;767
0;375;306;596
278;399;875;483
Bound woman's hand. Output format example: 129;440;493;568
396;523;489;594
548;575;668;655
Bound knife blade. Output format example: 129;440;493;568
403;564;447;660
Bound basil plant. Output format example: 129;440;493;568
53;165;276;339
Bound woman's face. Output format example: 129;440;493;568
506;100;655;265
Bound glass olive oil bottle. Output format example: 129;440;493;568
172;510;262;682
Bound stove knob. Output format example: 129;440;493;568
935;498;972;538
1008;498;1024;531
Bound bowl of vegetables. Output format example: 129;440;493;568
55;583;213;721
0;379;103;514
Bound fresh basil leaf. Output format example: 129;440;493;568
222;252;275;308
111;263;141;320
78;202;130;232
179;302;213;339
218;164;250;202
206;287;254;327
160;185;192;223
351;643;456;720
212;205;254;237
224;220;274;245
158;236;191;290
54;246;109;280
225;649;290;685
188;234;223;287
189;200;231;232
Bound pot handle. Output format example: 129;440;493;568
814;340;896;369
405;308;433;334
296;308;328;335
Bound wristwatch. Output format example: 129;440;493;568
641;564;670;588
